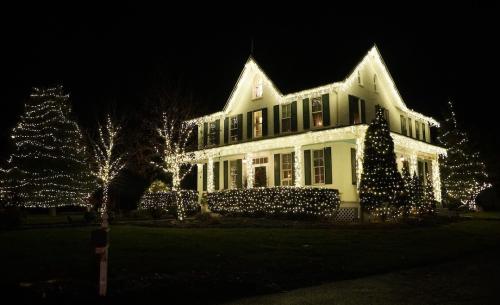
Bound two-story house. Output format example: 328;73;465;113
191;45;446;217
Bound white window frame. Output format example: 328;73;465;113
313;149;325;185
230;116;239;143
281;103;292;133
207;122;217;146
252;77;263;100
253;110;263;138
229;160;238;189
281;153;293;186
311;97;323;128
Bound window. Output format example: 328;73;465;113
373;74;377;92
313;149;325;184
252;76;263;99
208;122;217;146
376;105;390;128
357;70;363;86
230;116;239;142
349;95;365;124
253;157;268;164
230;160;238;189
415;121;420;140
312;97;323;127
400;115;407;136
281;104;292;132
408;118;413;137
350;148;357;185
281;153;293;186
253;110;263;138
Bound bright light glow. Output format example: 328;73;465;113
294;145;302;187
245;153;254;189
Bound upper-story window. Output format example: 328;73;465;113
400;115;407;136
349;95;366;124
408;118;413;137
375;105;390;128
373;74;377;92
252;76;263;100
357;70;363;86
253;110;263;138
208;122;218;146
421;122;426;141
281;104;292;133
311;97;323;127
230;116;239;142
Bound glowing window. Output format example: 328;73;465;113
311;97;323;127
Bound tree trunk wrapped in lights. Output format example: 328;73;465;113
359;107;406;219
437;101;491;210
3;86;95;208
150;113;197;221
90;115;126;224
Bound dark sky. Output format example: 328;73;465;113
1;3;499;185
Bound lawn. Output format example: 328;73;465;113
1;219;499;304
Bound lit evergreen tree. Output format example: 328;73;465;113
437;101;491;209
421;174;437;215
5;86;95;208
401;166;413;217
360;107;405;217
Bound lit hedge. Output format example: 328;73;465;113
139;190;199;219
207;187;340;218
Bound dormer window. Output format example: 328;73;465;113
357;70;363;86
373;74;377;92
252;76;263;99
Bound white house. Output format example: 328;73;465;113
191;45;446;218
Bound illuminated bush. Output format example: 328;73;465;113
139;190;199;218
207;187;340;218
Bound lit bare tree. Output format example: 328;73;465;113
151;112;198;220
90;115;126;225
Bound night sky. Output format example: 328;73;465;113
1;3;499;188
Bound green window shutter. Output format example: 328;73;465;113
348;95;356;124
236;159;243;188
202;163;207;191
223;160;228;189
274;154;281;186
302;98;310;129
224;117;229;144
304;150;311;185
322;94;330;126
237;114;243;141
203;122;208;146
360;99;366;124
291;151;295;185
273;105;280;135
262;108;268;136
247;111;252;139
291;101;298;131
215;119;220;145
214;161;220;190
324;147;332;184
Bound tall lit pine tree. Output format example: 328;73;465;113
359;107;405;217
6;86;95;208
437;101;491;209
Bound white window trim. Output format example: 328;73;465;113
281;153;293;186
253;110;263;138
281;103;292;133
207;122;217;146
311;97;323;128
230;116;239;143
312;149;325;185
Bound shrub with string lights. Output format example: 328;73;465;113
139;187;199;219
207;187;340;218
2;86;95;208
359;107;405;218
437;101;491;210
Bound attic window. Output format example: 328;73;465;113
252;76;263;99
357;70;363;86
373;74;377;92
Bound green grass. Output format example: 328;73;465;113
460;211;500;219
1;219;499;304
24;213;86;225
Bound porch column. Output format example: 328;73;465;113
432;158;442;203
355;132;365;189
294;145;302;187
245;153;254;188
409;153;418;176
207;157;214;192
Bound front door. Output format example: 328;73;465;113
254;166;267;187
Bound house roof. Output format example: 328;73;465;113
190;45;439;126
